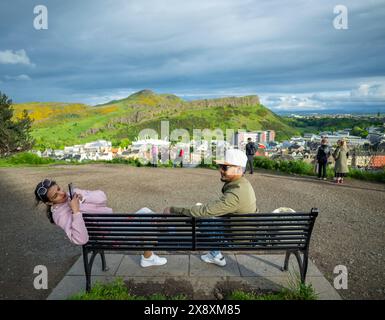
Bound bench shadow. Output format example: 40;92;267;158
0;173;81;299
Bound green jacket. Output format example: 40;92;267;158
333;146;349;173
170;176;257;217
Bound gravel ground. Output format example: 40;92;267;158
0;164;384;300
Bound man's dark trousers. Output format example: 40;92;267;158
247;155;254;173
318;161;327;178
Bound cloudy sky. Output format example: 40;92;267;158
0;0;384;112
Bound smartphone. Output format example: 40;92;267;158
68;183;74;200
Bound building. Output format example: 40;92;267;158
369;155;385;169
84;140;112;153
236;130;276;150
321;134;369;147
368;132;385;145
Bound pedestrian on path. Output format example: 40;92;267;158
333;139;349;184
151;144;159;167
316;138;331;180
245;138;257;174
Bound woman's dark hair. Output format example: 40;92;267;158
34;179;56;224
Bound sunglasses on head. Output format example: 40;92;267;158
37;179;53;201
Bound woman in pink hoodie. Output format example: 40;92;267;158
34;179;167;267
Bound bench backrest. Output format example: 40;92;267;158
83;209;318;252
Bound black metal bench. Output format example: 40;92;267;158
82;208;318;291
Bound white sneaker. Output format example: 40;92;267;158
201;253;226;267
140;253;167;267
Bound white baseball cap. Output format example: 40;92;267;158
215;148;248;167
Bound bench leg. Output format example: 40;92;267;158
282;250;291;271
82;247;91;292
99;250;109;272
281;250;308;283
301;251;309;283
293;251;305;283
83;248;100;292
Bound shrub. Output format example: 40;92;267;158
228;274;317;300
348;168;385;183
0;152;56;166
68;278;187;300
253;156;385;183
110;157;145;167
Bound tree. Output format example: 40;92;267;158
119;138;131;148
0;92;34;156
351;125;369;138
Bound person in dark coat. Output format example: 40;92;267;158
245;138;257;174
316;138;331;180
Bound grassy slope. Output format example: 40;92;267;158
13;90;297;149
116;104;296;142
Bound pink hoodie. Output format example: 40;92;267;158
51;188;113;245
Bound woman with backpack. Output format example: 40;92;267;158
316;138;331;180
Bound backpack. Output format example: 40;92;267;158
246;142;256;155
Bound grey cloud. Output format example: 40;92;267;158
0;0;384;111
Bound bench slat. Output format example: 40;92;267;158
83;212;318;218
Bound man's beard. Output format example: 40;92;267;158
220;175;229;182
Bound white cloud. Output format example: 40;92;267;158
259;81;385;112
4;74;31;81
261;94;326;111
0;49;33;66
351;83;385;100
69;89;137;105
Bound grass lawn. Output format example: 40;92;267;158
68;277;317;300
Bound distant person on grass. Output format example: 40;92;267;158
333;139;349;184
34;179;167;267
151;144;159;167
245;138;257;174
316;138;331;180
173;147;184;167
163;149;257;267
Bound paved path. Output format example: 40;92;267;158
48;253;341;300
1;164;384;299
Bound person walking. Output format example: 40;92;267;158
178;147;184;168
316;138;331;180
245;138;257;174
151;144;159;167
333;139;349;184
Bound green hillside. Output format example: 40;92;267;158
12;90;298;149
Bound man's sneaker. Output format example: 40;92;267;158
140;253;167;267
201;253;226;267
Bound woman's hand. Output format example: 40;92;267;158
70;193;81;214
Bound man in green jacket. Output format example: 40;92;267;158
164;149;257;267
